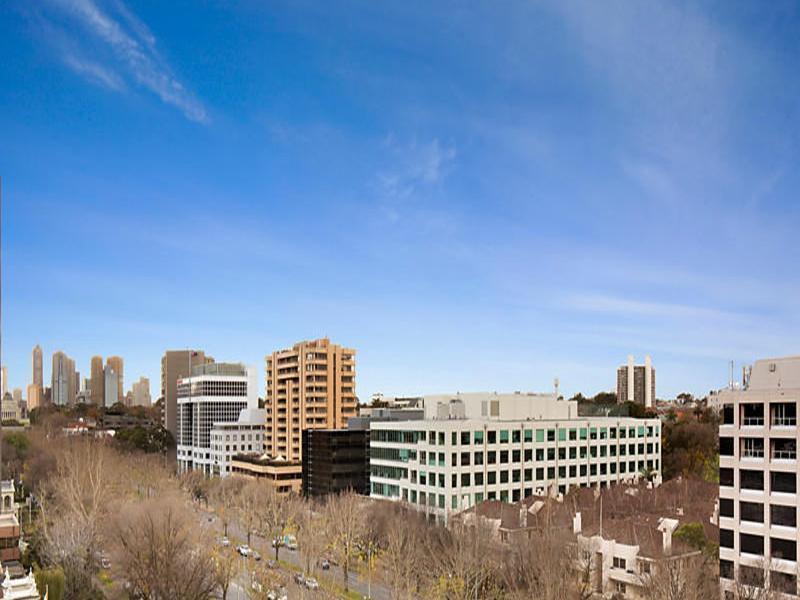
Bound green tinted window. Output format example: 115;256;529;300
524;429;533;442
500;430;510;443
536;429;545;443
579;428;587;440
474;431;484;444
558;429;567;441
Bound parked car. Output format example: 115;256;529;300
304;577;320;590
252;551;261;561
266;587;288;600
320;559;330;570
100;558;111;570
293;573;306;585
237;544;252;557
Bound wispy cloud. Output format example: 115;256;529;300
41;0;207;122
377;137;456;201
562;293;742;322
62;52;125;91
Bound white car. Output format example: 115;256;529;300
304;577;320;590
237;544;252;557
220;537;230;547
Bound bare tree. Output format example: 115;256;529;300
639;553;719;600
322;491;365;593
38;438;122;598
213;546;241;600
112;499;220;600
209;475;246;537
733;559;776;600
501;529;580;600
376;506;426;600
235;480;265;546
296;498;327;575
423;520;502;600
259;485;298;563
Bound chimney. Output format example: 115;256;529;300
573;511;582;535
657;518;679;556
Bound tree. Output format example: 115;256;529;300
322;491;365;593
295;498;327;575
376;506;425;600
210;475;246;537
112;500;219;600
501;529;580;600
639;554;719;600
38;438;121;598
258;485;298;563
213;546;240;600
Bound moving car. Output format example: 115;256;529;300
237;544;252;557
304;577;320;590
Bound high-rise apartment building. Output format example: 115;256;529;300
32;345;43;389
51;351;76;406
131;377;151;407
161;350;213;437
90;356;104;406
616;355;655;408
0;366;6;398
718;355;800;598
26;384;41;411
106;356;124;402
177;362;258;476
265;338;357;462
104;365;119;407
370;392;662;524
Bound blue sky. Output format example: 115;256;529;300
1;0;799;400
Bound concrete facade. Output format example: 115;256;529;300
209;408;266;477
719;355;800;598
370;392;662;523
265;338;357;462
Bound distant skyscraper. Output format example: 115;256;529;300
106;356;124;402
51;351;76;406
265;338;357;462
11;389;21;405
104;365;119;408
161;350;213;437
1;366;7;398
131;377;151;407
616;354;655;408
32;345;43;389
26;384;41;410
90;356;104;406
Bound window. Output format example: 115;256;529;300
771;504;796;527
536;429;545;443
772;402;797;426
512;430;521;443
474;472;483;485
720;467;734;487
771;537;796;561
461;452;471;466
500;430;509;443
741;469;764;491
461;473;470;487
547;429;555;442
742;437;764;458
719;498;734;518
524;429;533;442
461;431;470;445
474;451;484;466
772;438;796;460
558;429;567;442
742;403;764;426
513;449;521;462
488;451;497;464
739;565;764;588
438;432;445;446
614;582;626;594
740;501;764;523
500;471;509;483
488;471;496;485
500;450;509;464
474;431;484;444
579;428;587;440
771;571;796;595
524;449;532;461
722;404;734;425
719;559;733;580
772;471;796;494
488;431;497;444
740;533;764;556
569;429;577;441
720;529;733;548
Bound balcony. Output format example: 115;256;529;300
772;439;797;461
742;438;765;459
772;402;797;428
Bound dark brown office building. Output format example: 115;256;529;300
301;427;369;497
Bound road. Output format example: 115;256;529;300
205;508;390;600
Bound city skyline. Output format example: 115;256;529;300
2;1;800;400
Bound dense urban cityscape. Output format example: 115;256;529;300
0;341;787;599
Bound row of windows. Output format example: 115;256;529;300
720;530;797;560
373;443;659;469
719;498;797;527
377;460;660;487
719;468;796;493
371;424;658;447
720;560;796;594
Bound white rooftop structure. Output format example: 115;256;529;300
1;567;41;600
747;355;800;391
421;391;577;421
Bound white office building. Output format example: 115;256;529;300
177;363;258;476
718;355;800;599
370;392;662;523
209;407;266;477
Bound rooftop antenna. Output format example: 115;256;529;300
729;360;734;390
554;378;560;398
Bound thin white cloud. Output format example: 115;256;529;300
63;53;125;91
377;137;456;201
45;0;207;122
562;293;741;322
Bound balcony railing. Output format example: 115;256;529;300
773;416;797;427
742;417;765;426
773;449;797;460
743;449;765;459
